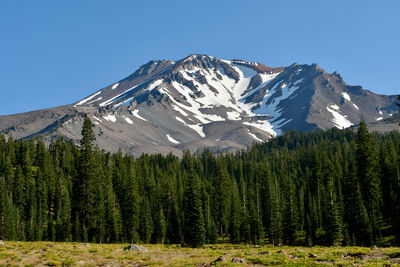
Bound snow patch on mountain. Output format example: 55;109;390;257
342;92;351;101
252;81;300;131
244;73;280;99
166;134;180;144
75;91;102;106
124;117;133;124
243;121;276;136
147;80;163;91
187;124;205;137
247;129;263;142
100;79;149;107
230;64;257;102
132;110;147;121
172;105;189;117
326;105;353;128
103;114;117;122
175;116;205;137
86;97;103;105
93;116;102;123
330;104;340;111
114;97;135;109
293;78;304;86
112;83;119;89
227;111;241;121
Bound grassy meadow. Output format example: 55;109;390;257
0;242;399;266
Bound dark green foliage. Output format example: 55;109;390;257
212;159;231;237
183;163;205;247
167;199;182;244
138;197;152;243
325;169;343;246
356;120;382;245
228;182;242;244
76;116;98;241
0;120;399;246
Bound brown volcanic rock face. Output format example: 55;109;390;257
231;59;285;74
0;54;398;156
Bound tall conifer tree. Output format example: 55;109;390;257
183;163;205;247
76;116;98;241
356;119;382;244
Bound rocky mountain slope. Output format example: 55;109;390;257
0;54;398;156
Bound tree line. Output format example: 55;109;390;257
0;117;399;247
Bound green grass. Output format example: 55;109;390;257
0;242;399;266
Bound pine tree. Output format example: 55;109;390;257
356;119;382;244
0;177;17;240
104;179;121;243
167;199;182;244
344;161;372;245
153;208;166;244
183;166;205;247
325;164;343;246
55;175;72;241
229;182;242;244
13;166;25;208
76;116;98;241
73;213;81;242
212;159;231;237
379;138;400;245
138;198;153;243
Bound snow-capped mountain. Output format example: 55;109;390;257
0;54;398;156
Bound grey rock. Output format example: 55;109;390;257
124;244;148;252
309;253;318;258
260;250;272;255
277;249;287;255
231;258;246;264
212;256;226;264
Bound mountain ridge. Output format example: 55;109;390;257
0;54;398;156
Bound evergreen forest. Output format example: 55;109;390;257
0;117;399;248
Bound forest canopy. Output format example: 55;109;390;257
0;117;399;247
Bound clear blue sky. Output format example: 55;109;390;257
1;0;399;115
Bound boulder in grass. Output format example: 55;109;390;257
211;256;226;264
309;253;318;258
231;258;246;264
124;244;148;252
260;250;272;255
277;249;287;255
0;240;4;246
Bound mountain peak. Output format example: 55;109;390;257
1;55;397;156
